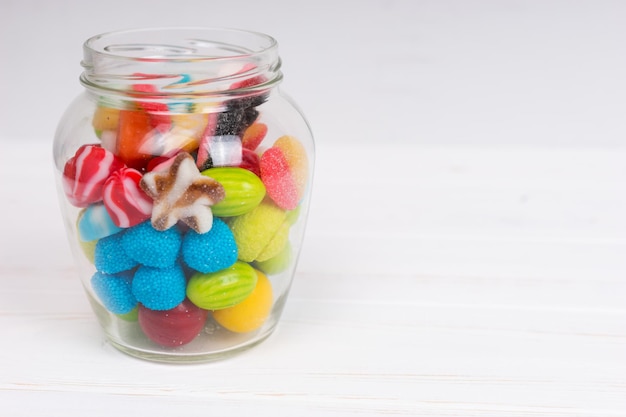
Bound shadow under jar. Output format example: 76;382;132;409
52;27;314;363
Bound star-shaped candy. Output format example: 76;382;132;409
140;152;225;234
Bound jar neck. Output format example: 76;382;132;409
79;27;282;100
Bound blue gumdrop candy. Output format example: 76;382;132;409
95;232;138;274
78;203;123;242
121;221;182;268
91;271;137;314
182;218;238;273
132;264;186;311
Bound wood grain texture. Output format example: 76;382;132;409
1;141;625;416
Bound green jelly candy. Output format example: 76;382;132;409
187;261;258;310
202;167;265;217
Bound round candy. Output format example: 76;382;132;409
103;167;153;228
138;298;208;347
186;261;258;310
91;271;137;315
228;200;289;263
94;232;138;274
62;144;125;207
121;221;182;268
182;218;238;274
77;203;123;242
213;269;273;333
132;264;186;311
92;106;120;134
254;242;292;275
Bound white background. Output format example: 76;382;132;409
1;1;626;416
1;0;625;147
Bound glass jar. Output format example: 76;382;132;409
52;27;314;362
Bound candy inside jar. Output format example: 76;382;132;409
53;28;314;362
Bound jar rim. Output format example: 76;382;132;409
83;27;278;63
80;27;282;97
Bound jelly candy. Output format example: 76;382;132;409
213;269;273;333
138;298;208;347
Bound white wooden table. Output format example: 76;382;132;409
1;140;624;416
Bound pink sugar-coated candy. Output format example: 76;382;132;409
63;144;125;207
103;167;153;228
273;136;308;195
259;147;299;210
260;136;308;210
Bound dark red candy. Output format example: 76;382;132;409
138;298;208;347
239;148;261;177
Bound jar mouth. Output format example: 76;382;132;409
81;27;282;97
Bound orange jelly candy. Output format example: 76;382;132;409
116;110;155;170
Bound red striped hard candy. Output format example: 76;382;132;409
63;144;125;207
103;167;153;228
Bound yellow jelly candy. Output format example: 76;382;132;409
213;269;273;333
79;239;97;264
254;242;292;275
229;200;289;262
92;106;120;132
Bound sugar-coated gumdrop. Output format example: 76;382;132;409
132;265;186;311
228;200;289;262
91;271;137;315
121;221;182;268
63;144;125;207
255;220;289;262
260;136;308;210
213;269;273;333
138;298;208;347
182;218;238;273
103;167;153;228
94;232;138;274
259;147;299;210
254;242;292;275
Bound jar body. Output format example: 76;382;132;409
52;28;314;362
